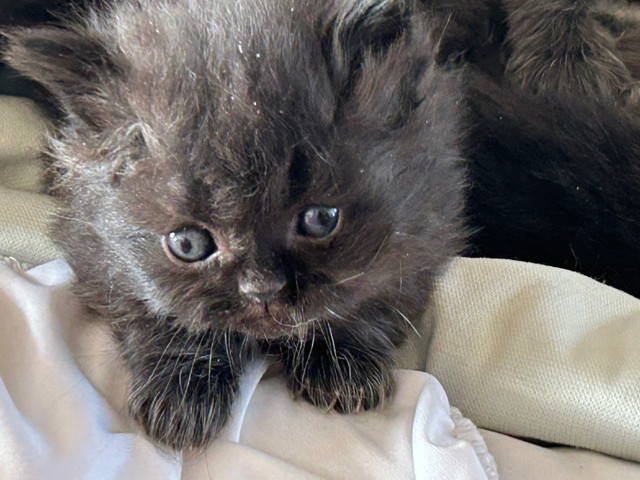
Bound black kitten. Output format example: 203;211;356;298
3;0;466;450
9;0;639;453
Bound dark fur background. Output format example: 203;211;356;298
4;0;640;451
428;0;640;296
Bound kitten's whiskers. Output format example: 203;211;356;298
367;233;390;269
179;333;206;409
333;271;365;285
388;303;421;338
434;12;454;54
322;320;339;367
324;306;348;322
139;324;184;392
301;327;317;381
223;329;236;374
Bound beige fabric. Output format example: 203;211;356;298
0;95;62;266
481;429;640;480
0;96;51;167
426;257;640;463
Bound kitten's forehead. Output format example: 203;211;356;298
104;0;342;207
85;0;449;240
109;0;335;134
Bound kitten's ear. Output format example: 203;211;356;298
3;26;120;125
319;0;412;94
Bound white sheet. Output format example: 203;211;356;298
0;259;497;479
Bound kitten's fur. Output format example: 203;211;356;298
428;0;640;296
428;0;640;101
4;0;466;450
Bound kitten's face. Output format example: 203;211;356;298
6;0;466;340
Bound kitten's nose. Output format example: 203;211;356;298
239;277;286;303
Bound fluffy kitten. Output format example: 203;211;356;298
3;0;466;450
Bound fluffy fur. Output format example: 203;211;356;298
3;0;466;450
428;0;640;101
464;74;640;296
427;0;640;296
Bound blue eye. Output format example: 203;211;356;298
297;206;340;238
165;226;217;262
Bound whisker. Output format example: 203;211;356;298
367;233;389;269
388;303;422;338
301;326;316;382
156;334;190;411
295;313;320;327
434;12;454;53
325;306;349;322
294;269;301;298
223;329;235;374
207;332;214;386
302;137;330;166
139;324;184;392
179;333;206;408
323;321;339;367
333;271;365;285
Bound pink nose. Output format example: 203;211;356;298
239;278;286;303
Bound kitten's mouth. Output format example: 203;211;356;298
232;301;309;339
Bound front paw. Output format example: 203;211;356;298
285;344;394;414
127;358;237;451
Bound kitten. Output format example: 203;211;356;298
3;0;466;450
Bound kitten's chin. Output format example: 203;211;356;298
228;303;311;340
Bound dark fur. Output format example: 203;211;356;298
428;0;640;296
429;0;640;101
3;0;466;450
464;74;640;296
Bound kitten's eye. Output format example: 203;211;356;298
165;226;217;262
297;206;340;238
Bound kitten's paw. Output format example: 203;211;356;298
286;347;394;414
127;363;237;451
